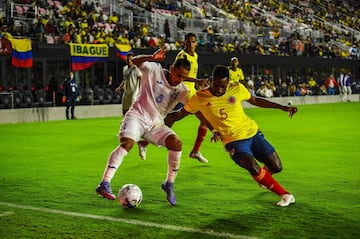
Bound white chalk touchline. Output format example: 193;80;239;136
0;201;259;239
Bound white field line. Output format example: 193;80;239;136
0;201;259;239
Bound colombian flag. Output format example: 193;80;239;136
70;43;109;71
9;38;33;68
115;44;133;60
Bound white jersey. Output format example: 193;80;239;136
128;61;189;124
122;64;142;111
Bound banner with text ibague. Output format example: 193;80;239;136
69;43;108;71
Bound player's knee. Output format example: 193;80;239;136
165;135;182;151
120;138;135;152
271;164;283;173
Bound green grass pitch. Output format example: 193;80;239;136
0;102;359;239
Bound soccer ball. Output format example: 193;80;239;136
118;184;143;208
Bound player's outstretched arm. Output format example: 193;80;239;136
247;95;298;118
132;46;167;66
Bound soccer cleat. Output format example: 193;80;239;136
189;151;208;163
161;181;176;206
276;194;295;207
138;142;147;160
96;181;116;200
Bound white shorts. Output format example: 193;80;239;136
119;112;176;147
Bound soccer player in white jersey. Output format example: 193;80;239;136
115;52;143;115
138;32;210;163
165;65;298;207
96;47;190;206
339;71;352;102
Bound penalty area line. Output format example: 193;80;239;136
0;201;259;239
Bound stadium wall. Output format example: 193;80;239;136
0;95;359;124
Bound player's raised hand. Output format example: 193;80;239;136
152;46;167;61
197;78;210;90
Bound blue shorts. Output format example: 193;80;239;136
225;130;275;165
172;102;184;111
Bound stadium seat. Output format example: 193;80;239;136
112;91;121;104
93;86;104;104
23;90;36;107
15;6;24;16
12;91;24;108
0;92;12;109
36;90;53;107
81;89;94;105
103;88;113;104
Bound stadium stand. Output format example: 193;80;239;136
0;0;359;109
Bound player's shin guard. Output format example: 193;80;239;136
253;167;289;196
102;146;128;182
191;124;208;152
166;150;182;183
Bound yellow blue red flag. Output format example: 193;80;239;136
9;38;33;68
70;43;109;71
115;44;133;60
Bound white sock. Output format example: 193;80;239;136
102;146;128;182
166;150;182;183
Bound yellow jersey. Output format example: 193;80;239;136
228;66;245;83
184;82;258;145
175;50;198;97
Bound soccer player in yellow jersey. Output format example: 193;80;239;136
138;33;209;163
175;32;209;163
228;57;245;84
165;65;298;207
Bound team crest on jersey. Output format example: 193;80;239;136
228;96;236;104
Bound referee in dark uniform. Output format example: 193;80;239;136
62;71;80;120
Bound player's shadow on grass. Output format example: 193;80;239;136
200;194;360;239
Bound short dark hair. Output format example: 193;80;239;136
185;32;196;41
173;58;191;71
212;65;229;79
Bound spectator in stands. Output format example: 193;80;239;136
1;24;12;39
325;74;338;95
97;10;108;23
164;19;170;40
63;26;75;44
319;84;327;95
349;44;359;59
93;2;102;16
308;76;319;95
303;36;313;57
108;11;119;25
176;15;185;30
279;81;289;97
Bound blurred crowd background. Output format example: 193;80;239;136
0;0;359;108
